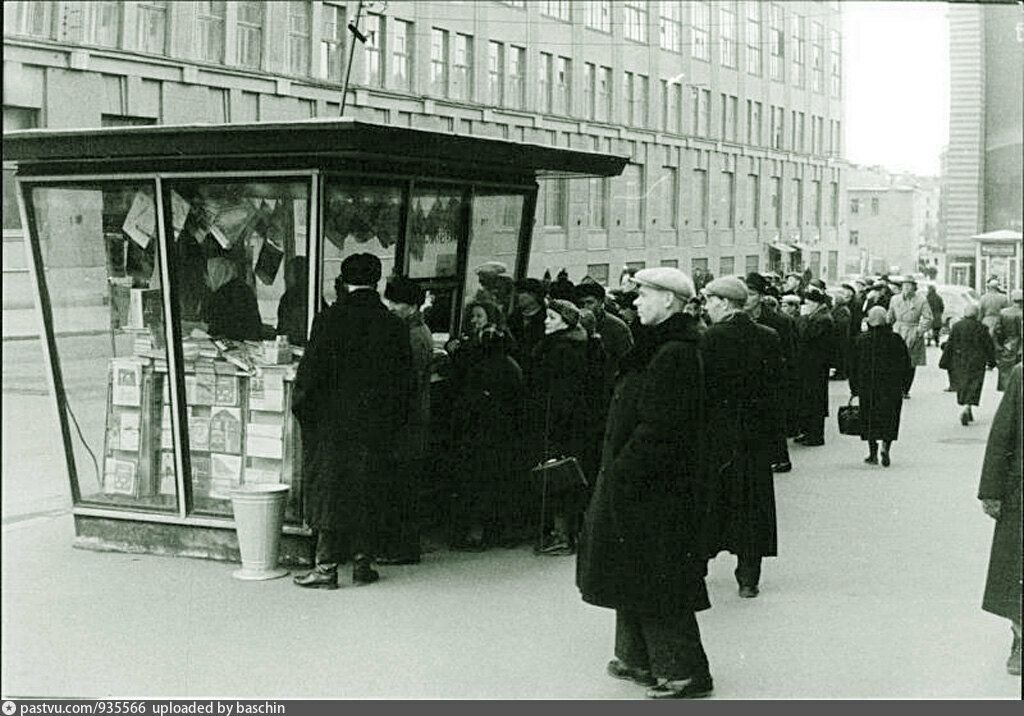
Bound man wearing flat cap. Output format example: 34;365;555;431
744;273;797;470
577;267;715;699
292;253;413;589
980;278;1010;338
794;284;836;446
701;277;783;599
887;277;932;399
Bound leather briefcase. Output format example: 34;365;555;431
837;398;862;436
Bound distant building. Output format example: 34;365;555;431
846;165;940;277
3;0;848;298
944;3;1023;290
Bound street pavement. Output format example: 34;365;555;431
1;345;1021;699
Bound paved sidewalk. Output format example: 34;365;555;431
3;305;111;341
2;352;1021;699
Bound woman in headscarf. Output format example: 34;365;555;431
946;303;997;425
849;307;913;467
203;256;264;341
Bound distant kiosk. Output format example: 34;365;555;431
5;119;627;563
972;229;1022;293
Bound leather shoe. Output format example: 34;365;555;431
771;461;792;473
960;411;970;426
793;434;808;444
352;558;380;586
645;674;714;699
738;584;759;598
376;554;421;565
293;568;339;590
864;455;878;465
802;438;825;447
607;659;656;686
880;452;891;467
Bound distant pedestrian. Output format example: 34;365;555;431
794;285;835;446
292;253;412;589
977;362;1022;676
575;282;635;385
831;287;853;380
980;278;1009;338
577;267;714;699
887;277;932;399
925;284;945;347
993;290;1023;391
947;303;997;426
848;307;913;467
702;276;782;599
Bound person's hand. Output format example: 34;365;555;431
981;499;1001;519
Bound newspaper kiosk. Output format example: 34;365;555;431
5;119;626;563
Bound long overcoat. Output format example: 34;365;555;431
948;316;996;406
978;363;1022;623
756;305;798;437
796;305;836;420
528;326;591;463
887;292;932;367
701;312;782;559
576;313;711;617
993;305;1022;391
292;289;412;531
848;326;913;442
831;303;853;374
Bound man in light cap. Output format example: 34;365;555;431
292;254;413;589
981;278;1010;338
887;277;932;399
577;266;715;699
701;277;783;599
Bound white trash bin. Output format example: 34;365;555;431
230;484;291;581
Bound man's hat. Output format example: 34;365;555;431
900;276;918;286
340;253;382;286
384;275;425;307
515;277;548;303
632;267;695;301
745;272;770;295
805;285;829;304
575;282;606;302
704;276;750;302
476;261;508;276
841;282;857;292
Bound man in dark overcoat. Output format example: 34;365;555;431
702;276;783;598
795;285;836;446
745;273;796;472
292;253;412;589
577;267;714;699
947;303;997;425
978;362;1022;676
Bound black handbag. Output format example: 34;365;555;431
837;397;862;436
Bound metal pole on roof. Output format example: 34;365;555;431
340;0;366;117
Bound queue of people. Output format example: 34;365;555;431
288;253;1021;689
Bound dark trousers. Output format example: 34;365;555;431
615;609;710;681
314;526;371;570
801;415;825;442
772;433;791;465
735;554;762;588
380;457;422;560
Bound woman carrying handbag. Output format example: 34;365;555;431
848;307;913;467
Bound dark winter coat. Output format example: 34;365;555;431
947;316;996;406
292;289;413;531
276;287;308;346
528;326;591;463
400;311;435;460
926;290;945;331
755;305;799;430
205;277;264;341
993;305;1022;391
454;350;525;530
701;312;782;559
796;305;836;419
848;326;913;442
978;363;1022;623
831;303;853;373
595;310;634;383
509;309;547;380
576;313;711;617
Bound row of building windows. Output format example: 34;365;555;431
849;197;882;216
539;169;841;233
5;1;842;97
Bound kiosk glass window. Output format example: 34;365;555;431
462;191;526;323
163;177;311;520
321;179;401;305
25;181;178;512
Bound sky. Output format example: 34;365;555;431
842;1;950;177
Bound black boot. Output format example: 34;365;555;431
880;442;891;467
293;565;339;590
865;441;878;465
352;554;380;585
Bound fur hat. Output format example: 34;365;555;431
515;277;548;303
384;275;425;307
547;298;580;328
340;253;382;287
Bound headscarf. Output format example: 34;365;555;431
866;306;888;327
207;257;238;293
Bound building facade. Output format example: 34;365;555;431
3;0;847;291
846;165;940;277
944;2;1024;289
